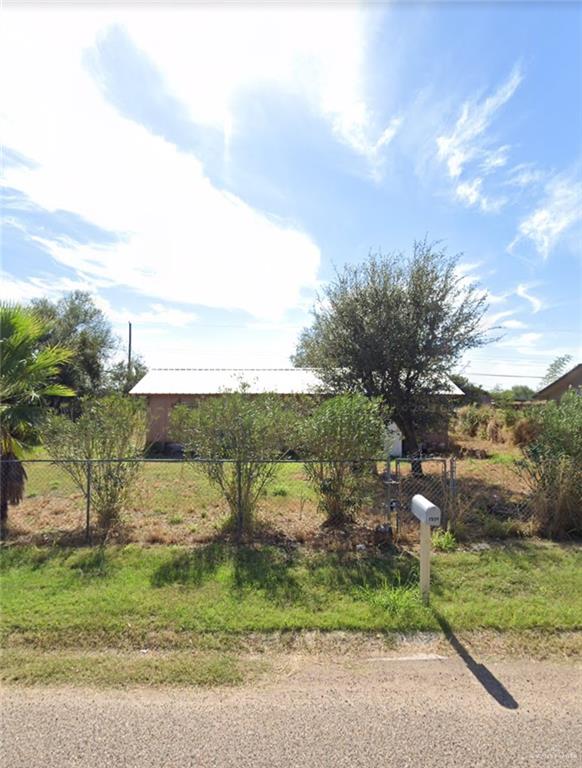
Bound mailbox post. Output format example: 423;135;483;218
411;494;441;603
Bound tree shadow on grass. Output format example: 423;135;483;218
150;543;303;605
150;543;228;587
307;550;419;593
149;542;414;608
433;610;519;710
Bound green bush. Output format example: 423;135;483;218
300;394;385;526
41;395;147;531
170;391;295;535
515;390;582;538
432;528;458;551
455;404;482;437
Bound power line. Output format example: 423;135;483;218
459;372;543;379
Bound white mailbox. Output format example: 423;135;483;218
411;494;441;527
411;494;441;604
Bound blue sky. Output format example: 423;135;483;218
1;2;581;389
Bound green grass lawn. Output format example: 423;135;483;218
2;541;580;651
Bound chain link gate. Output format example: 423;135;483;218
385;457;453;535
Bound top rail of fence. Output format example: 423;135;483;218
5;456;395;465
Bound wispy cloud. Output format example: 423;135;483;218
509;169;582;259
455;177;506;213
484;309;516;326
0;272;97;303
516;283;543;313
436;63;522;180
505;163;545;189
94;297;199;328
502;319;528;329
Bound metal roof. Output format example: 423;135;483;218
129;368;324;395
130;368;464;396
533;363;582;400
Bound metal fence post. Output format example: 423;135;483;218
85;460;92;545
449;457;457;529
236;460;243;540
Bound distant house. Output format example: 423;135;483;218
533;363;582;402
130;368;464;456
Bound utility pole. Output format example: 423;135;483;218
127;321;133;392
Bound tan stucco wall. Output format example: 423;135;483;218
146;395;199;444
143;393;450;454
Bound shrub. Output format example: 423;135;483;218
300;394;385;526
170;391;295;536
514;391;582;538
486;416;505;444
512;417;539;447
42;395;147;531
455;404;482;437
432;528;458;551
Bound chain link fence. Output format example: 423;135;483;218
3;454;537;546
3;458;392;546
384;455;535;539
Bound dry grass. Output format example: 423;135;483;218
8;441;539;547
8;461;389;547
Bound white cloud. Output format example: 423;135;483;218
507;332;542;347
509;170;582;259
0;272;96;303
486;290;509;305
455;177;506;213
2;8;361;321
483;309;516;329
505;163;545;188
93;297;199;328
436;63;522;180
501;319;527;329
480;145;510;174
516;283;543;314
98;6;395;171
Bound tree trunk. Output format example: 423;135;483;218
0;458;8;542
396;419;424;477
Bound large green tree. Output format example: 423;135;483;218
0;304;74;540
293;241;490;455
31;291;117;395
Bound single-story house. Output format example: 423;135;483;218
129;368;464;456
533;363;582;402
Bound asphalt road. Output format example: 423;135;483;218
2;654;581;767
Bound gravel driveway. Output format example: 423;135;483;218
2;654;581;767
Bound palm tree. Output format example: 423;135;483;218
0;304;74;540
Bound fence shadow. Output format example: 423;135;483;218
433;611;519;710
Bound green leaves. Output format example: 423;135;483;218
170;391;297;534
300;394;385;525
294;239;489;448
0;303;74;457
41;395;147;531
300;394;384;462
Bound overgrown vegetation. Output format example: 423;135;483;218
516;390;582;538
300;394;385;526
0;304;74;540
41;395;147;532
170;391;295;536
454;402;537;446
